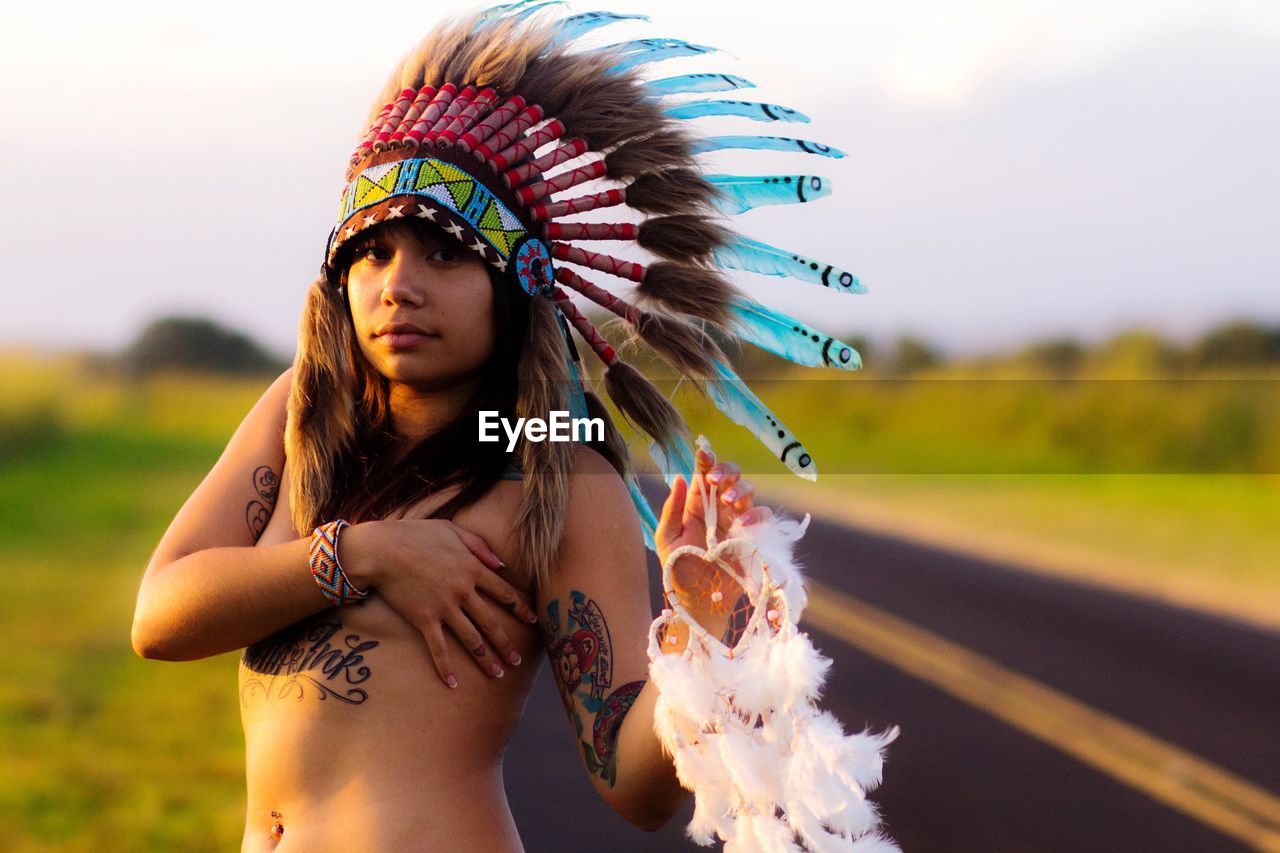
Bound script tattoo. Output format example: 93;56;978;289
240;618;379;707
544;591;645;786
245;465;280;541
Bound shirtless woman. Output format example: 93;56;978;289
130;207;769;849
127;6;849;847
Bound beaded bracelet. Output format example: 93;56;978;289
309;519;370;606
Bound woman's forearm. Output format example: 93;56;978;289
131;536;338;661
611;679;689;831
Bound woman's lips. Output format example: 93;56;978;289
380;331;435;348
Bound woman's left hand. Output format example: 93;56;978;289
655;444;773;565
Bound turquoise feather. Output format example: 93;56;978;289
646;73;756;95
707;360;817;481
665;99;810;123
691;135;846;158
553;11;649;42
649;434;695;487
705;173;832;214
626;475;659;551
478;0;563;24
607;37;706;52
714;234;866;294
730;297;861;370
606;41;718;73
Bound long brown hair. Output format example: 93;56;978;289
285;218;626;587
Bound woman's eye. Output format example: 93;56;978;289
352;243;390;262
431;248;462;262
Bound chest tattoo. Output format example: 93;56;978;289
240;618;379;707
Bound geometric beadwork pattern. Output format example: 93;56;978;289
329;157;529;265
308;519;369;607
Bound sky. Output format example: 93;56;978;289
2;0;1277;357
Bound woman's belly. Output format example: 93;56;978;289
238;593;543;851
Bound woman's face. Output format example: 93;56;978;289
344;220;496;391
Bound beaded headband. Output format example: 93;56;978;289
323;2;867;545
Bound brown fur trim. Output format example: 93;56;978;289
625;169;719;216
286;278;356;535
608;310;724;382
512;296;574;588
604;130;699;179
637;214;732;261
604;360;693;467
636;262;735;329
582;390;633;480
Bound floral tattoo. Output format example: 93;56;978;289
544;591;645;785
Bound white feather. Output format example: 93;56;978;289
849;830;904;853
648;475;899;850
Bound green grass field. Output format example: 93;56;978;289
1;355;1276;848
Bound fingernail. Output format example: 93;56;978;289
722;488;738;502
526;612;539;624
741;514;759;525
446;675;458;689
508;651;522;666
706;470;722;484
491;664;504;678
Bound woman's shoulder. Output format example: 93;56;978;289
562;444;640;544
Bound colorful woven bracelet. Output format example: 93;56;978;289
309;519;369;606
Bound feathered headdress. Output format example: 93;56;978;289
318;0;865;549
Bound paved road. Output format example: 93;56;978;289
503;487;1280;852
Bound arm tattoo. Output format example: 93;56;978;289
544;591;646;786
240;617;379;707
245;465;280;541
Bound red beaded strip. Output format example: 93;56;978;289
353;103;394;162
474;104;545;163
552;243;647;283
530;188;626;222
457;95;526;153
555;267;643;326
438;87;497;147
373;89;416;152
407;84;458;143
402;86;441;143
503;138;588;188
545;222;639;241
551;289;619;367
514;159;606;205
488;119;566;172
392;85;438;144
426;84;476;141
309;520;369;607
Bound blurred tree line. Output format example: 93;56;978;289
106;314;1280;378
119;317;289;376
721;319;1280;377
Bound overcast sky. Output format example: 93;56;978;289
3;0;1277;356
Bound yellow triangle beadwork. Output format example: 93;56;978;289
446;180;474;210
353;163;402;208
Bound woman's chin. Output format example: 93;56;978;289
376;358;477;392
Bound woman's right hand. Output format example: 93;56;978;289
340;518;539;688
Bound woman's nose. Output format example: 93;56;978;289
380;253;430;306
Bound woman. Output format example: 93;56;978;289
132;5;874;848
132;212;761;849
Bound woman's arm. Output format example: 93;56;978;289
538;445;768;831
536;447;686;831
131;370;311;659
131;371;537;668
